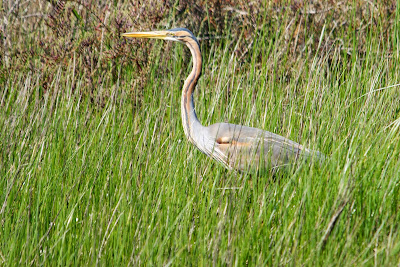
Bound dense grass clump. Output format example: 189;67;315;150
1;0;400;265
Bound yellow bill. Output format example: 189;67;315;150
121;31;168;39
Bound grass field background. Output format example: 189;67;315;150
1;0;400;265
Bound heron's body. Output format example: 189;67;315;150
123;28;323;171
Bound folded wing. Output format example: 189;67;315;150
206;122;323;171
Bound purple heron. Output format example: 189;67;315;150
123;28;324;171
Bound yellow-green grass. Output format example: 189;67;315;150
1;6;400;266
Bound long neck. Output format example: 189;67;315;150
181;38;203;144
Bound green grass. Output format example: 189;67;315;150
2;9;400;266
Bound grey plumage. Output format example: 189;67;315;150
123;28;324;172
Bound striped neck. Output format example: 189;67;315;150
181;38;203;144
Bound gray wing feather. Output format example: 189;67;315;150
206;122;323;171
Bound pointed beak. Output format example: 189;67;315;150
121;31;168;40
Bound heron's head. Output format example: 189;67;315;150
122;28;198;44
